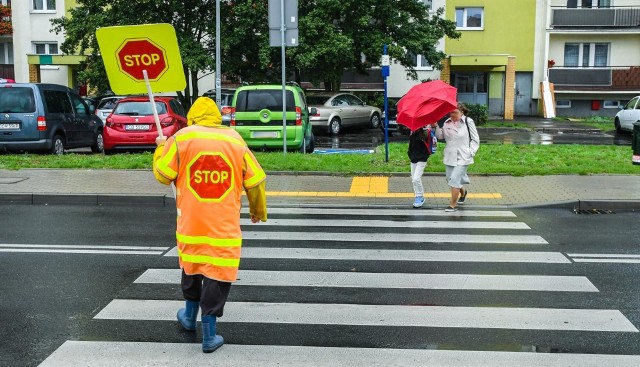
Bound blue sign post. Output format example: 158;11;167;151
382;44;390;163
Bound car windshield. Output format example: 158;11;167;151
235;90;295;112
113;101;167;115
0;87;36;113
97;98;122;110
306;96;330;105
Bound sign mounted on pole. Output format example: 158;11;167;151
96;23;186;95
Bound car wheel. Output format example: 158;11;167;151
614;118;622;133
306;131;315;153
370;113;381;129
91;130;104;153
51;134;65;155
329;117;341;135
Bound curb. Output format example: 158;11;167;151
1;193;638;211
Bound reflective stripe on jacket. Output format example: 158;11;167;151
154;124;266;282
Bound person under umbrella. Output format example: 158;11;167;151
435;103;480;212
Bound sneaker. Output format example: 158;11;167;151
457;189;468;205
445;206;457;212
412;196;425;208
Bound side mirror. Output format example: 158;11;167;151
88;106;96;115
309;107;317;115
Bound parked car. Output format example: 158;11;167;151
103;96;187;153
307;93;381;135
0;83;103;154
615;96;640;133
230;84;314;153
94;96;127;123
380;97;401;136
203;88;236;125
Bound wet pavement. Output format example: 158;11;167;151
313;125;632;150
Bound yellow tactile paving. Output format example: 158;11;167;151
240;177;502;199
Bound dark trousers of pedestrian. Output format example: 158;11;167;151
181;270;231;317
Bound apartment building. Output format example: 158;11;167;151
543;0;640;117
0;0;13;81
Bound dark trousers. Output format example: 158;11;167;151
181;270;231;317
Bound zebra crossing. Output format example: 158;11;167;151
39;207;640;366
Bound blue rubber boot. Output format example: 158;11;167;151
176;300;199;331
201;315;224;353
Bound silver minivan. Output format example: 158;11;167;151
0;83;104;154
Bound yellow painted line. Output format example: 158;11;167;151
243;192;502;199
240;176;501;199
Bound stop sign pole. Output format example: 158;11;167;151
142;70;163;139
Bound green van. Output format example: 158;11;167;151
230;84;314;153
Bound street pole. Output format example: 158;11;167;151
215;0;221;107
280;0;287;155
382;44;390;163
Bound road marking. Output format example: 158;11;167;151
135;269;598;292
40;341;640;367
165;247;570;263
0;244;169;255
257;191;503;198
95;300;638;332
241;231;548;244
568;254;640;264
240;207;517;217
240;218;531;229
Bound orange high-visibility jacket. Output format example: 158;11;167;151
154;124;266;282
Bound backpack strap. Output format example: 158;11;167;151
464;117;472;147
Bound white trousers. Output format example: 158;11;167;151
410;161;427;197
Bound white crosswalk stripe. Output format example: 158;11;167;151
40;341;640;367
135;269;599;292
95;299;637;332
39;207;640;366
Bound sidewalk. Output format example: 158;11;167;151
0;169;638;209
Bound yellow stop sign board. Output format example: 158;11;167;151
96;23;186;95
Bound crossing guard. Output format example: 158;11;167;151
153;97;267;353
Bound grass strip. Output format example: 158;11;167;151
0;144;636;176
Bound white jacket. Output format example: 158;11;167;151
435;116;480;166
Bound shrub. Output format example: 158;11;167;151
465;103;488;125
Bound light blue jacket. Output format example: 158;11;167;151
435;116;480;166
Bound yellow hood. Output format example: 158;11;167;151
187;97;222;126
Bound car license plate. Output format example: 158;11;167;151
389;120;396;124
0;123;19;130
125;124;150;131
252;131;279;138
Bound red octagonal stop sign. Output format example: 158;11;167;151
116;38;168;81
187;153;234;201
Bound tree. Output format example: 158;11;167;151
51;0;218;109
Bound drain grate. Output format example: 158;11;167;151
573;209;616;214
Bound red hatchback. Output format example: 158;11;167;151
103;96;187;153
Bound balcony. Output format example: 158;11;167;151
551;7;640;28
549;66;640;91
0;5;10;36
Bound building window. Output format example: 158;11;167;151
556;100;572;108
603;100;621;109
567;0;611;8
33;43;58;55
1;1;11;6
563;43;608;67
455;8;483;29
33;0;56;11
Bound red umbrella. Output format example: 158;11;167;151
396;80;457;131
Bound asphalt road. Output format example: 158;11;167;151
1;204;640;366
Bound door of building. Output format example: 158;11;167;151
515;72;535;116
452;73;488;106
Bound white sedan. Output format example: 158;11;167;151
615;95;640;133
307;94;381;135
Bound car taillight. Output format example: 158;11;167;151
230;107;236;126
221;106;232;115
161;116;175;127
105;117;114;127
37;116;46;131
295;106;302;126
